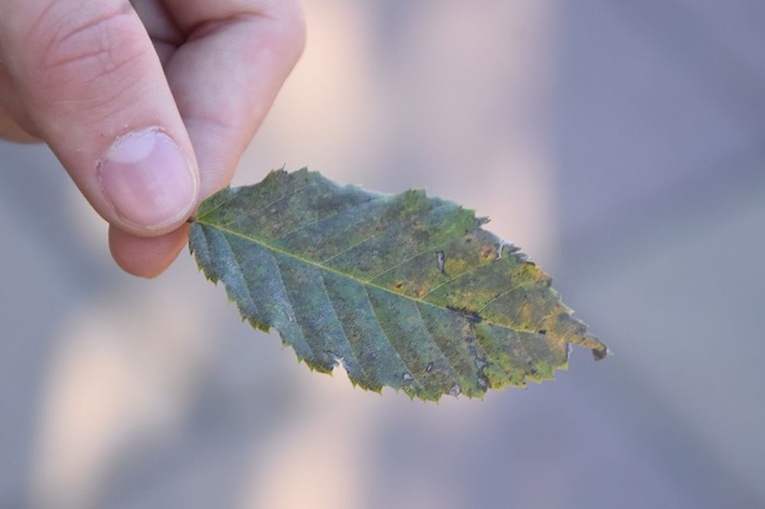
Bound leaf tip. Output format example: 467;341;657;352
592;346;612;361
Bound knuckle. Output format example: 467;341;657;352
249;1;306;64
283;4;307;62
27;3;148;107
280;3;307;63
0;111;41;142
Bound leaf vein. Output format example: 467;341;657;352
419;259;496;300
274;193;384;242
219;231;261;320
362;286;421;391
364;202;459;281
475;281;536;315
268;252;320;362
320;229;386;265
413;301;462;383
316;271;364;377
198;223;533;334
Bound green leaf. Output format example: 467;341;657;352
189;168;607;401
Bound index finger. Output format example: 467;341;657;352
161;0;306;196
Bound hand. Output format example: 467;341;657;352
0;0;305;277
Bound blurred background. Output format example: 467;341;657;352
2;1;764;508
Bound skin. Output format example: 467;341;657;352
0;0;305;277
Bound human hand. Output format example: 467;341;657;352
0;0;305;277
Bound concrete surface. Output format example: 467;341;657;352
1;2;763;508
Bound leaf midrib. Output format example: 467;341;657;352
200;219;460;393
195;219;524;333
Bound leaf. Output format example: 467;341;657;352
189;168;607;401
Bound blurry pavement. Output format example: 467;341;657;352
1;2;764;508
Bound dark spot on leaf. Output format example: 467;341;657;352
447;305;483;324
593;347;609;361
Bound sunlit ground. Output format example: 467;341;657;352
1;2;763;508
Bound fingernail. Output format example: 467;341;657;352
99;129;198;230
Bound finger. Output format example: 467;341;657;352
110;0;305;277
0;0;200;236
108;224;189;278
162;0;306;196
129;0;185;65
0;107;40;143
0;65;40;141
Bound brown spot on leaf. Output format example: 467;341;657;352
447;305;483;324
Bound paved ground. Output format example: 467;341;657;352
1;2;764;508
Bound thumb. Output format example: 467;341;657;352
0;1;199;235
